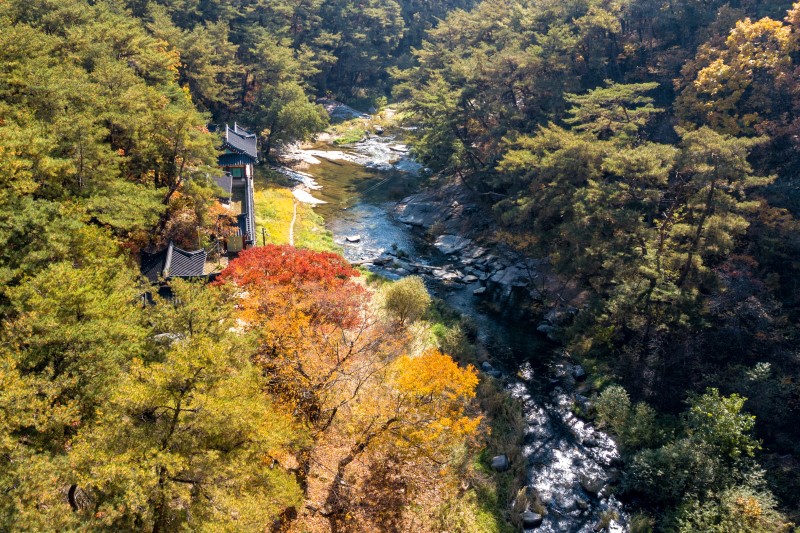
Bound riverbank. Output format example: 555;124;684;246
265;112;629;531
252;167;338;252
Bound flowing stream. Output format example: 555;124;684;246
281;133;628;532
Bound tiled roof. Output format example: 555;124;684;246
166;243;207;278
234;123;254;136
140;242;207;282
213;173;233;198
224;124;258;161
141;249;168;283
218;153;254;167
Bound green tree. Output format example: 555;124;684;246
687;388;760;460
62;280;305;531
564;81;662;140
252;81;328;160
670;127;773;289
69;336;303;531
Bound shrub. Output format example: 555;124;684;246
674;487;793;533
596;385;666;451
383;276;432;326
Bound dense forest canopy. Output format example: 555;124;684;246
1;0;800;530
0;0;483;530
396;0;800;528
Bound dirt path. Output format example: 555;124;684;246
289;200;297;246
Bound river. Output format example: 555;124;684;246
281;133;629;532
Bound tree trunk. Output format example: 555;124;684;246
323;417;398;516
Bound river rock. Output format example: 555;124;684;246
580;473;606;495
490;454;510;472
573;365;588;381
490;266;528;286
536;323;555;335
465;246;487;259
373;125;384;135
583;436;599;448
574;393;591;408
521;511;543;529
463;274;479;283
372;254;391;266
345;235;361;243
536;323;558;342
395;197;444;228
481;361;494;371
482;254;499;268
576;495;591;510
320;99;369;122
473;287;487;296
394;159;425;175
434;234;472;255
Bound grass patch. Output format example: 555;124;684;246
293;202;339;252
358;267;392;286
252;168;339;253
328;118;367;145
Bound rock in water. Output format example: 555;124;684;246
573;365;587;381
434;234;472;255
521;511;543;529
345;235;361;243
490;454;510;472
472;286;487;296
580;472;606;495
536;323;557;335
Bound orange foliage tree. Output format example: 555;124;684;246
217;245;390;432
218;246;481;525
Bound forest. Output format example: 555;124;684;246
1;0;799;531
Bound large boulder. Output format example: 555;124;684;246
580;472;606;495
490;454;510;472
395;197;445;228
536;323;557;336
434;234;472;255
465;246;487;259
521;511;543;529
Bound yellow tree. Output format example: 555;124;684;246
323;349;480;518
676;7;799;136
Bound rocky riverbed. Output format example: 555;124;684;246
280;126;629;532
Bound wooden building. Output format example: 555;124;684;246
219;123;258;249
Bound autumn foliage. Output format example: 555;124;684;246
217;245;481;529
218;244;366;329
218;244;359;287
